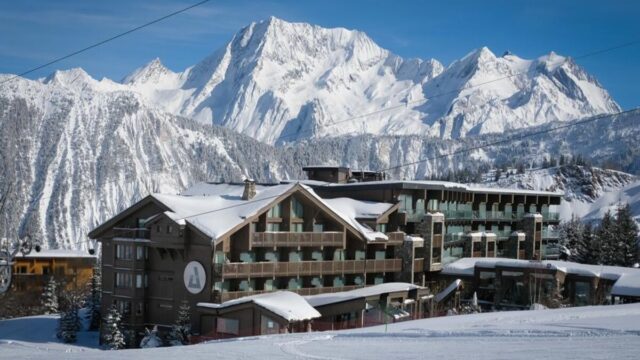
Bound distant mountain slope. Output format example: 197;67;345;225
477;165;639;224
2;17;618;146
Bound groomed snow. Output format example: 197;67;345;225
305;282;421;307
197;291;320;322
3;304;640;359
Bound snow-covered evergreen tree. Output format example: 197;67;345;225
583;223;601;265
139;326;162;348
167;300;191;346
87;263;102;330
596;211;616;265
615;204;639;267
559;216;586;262
42;277;59;314
103;306;125;350
57;307;78;343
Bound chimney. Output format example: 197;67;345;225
242;179;256;200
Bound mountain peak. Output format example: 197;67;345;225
44;68;93;86
122;57;173;84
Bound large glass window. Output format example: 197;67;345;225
313;223;324;232
115;272;133;288
292;223;303;233
398;194;413;212
217;318;239;335
267;203;282;218
116;244;133;260
291;198;304;218
376;223;387;233
266;223;280;232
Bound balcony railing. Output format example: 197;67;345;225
221;259;402;279
385;232;405;244
113;227;149;239
251;231;343;248
542;229;559;239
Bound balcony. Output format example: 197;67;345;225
385;231;405;244
403;209;426;222
251;231;343;248
542;229;559;239
221;259;402;279
113;227;149;240
442;210;474;220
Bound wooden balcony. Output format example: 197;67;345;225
251;231;344;248
385;232;405;245
222;259;402;279
413;258;424;271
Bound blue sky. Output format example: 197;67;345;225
0;0;638;108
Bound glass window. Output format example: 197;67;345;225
292;223;303;233
313;223;324;232
376;223;387;233
136;274;143;288
136;246;145;260
266;223;280;232
217;318;239;335
115;272;132;288
116;244;133;260
291;198;304;218
267;203;282;218
398;194;412;211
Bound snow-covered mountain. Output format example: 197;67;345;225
478;165;640;224
0;17;633;249
121;17;619;144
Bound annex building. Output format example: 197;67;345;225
89;166;565;344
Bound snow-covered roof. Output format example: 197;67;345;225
611;273;640;298
314;179;562;196
442;257;640;296
15;249;96;259
197;291;320;322
321;197;394;242
305;283;422;307
435;279;462;303
153;183;296;241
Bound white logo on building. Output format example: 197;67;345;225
183;261;206;294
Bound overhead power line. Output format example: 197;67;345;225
0;0;211;86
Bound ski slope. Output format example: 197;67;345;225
2;304;640;359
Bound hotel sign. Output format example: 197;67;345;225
183;261;206;294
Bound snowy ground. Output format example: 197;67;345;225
2;304;640;359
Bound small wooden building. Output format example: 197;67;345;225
196;291;320;341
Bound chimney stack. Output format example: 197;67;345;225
242;179;256;200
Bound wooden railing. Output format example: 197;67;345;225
222;259;402;279
414;258;424;271
251;231;343;248
385;232;405;244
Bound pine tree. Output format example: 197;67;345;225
167;300;191;346
57;307;78;343
87;263;102;330
103;306;125;350
583;223;601;265
594;211;614;264
615;204;639;267
559;215;585;262
42;277;59;314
